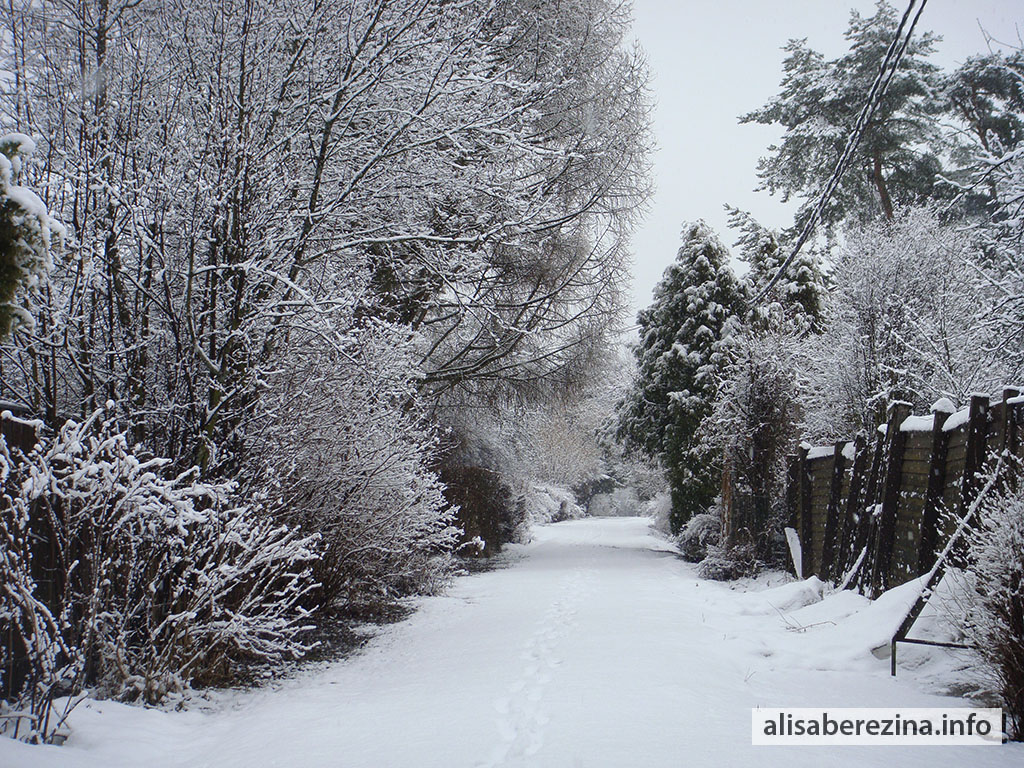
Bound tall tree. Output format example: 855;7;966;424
619;222;746;531
742;0;946;226
945;51;1024;157
725;206;826;332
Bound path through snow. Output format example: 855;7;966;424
2;516;1020;767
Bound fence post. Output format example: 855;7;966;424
853;430;885;593
1007;390;1022;491
999;387;1020;456
871;400;911;595
917;399;953;575
785;453;799;575
820;440;847;581
837;431;867;580
960;394;991;514
798;445;813;578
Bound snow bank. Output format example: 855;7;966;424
756;577;928;672
735;576;825;615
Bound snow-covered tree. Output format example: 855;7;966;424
702;328;801;566
254;321;461;607
0;133;61;339
0;0;650;587
742;0;947;226
945;51;1024;158
799;207;1005;439
619;221;746;531
725;205;827;332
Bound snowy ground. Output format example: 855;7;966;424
2;516;1020;767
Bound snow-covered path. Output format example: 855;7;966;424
3;517;1020;767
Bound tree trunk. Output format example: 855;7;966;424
872;150;895;220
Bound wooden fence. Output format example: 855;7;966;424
785;388;1024;596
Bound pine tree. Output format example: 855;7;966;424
619;221;746;531
741;0;947;226
945;51;1024;157
942;50;1024;218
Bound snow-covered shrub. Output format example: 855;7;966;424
440;464;527;555
588;486;640;517
525;484;585;525
677;512;721;563
0;406;319;737
703;329;800;567
960;486;1024;739
698;542;759;581
645;491;673;535
0;426;75;743
258;325;461;606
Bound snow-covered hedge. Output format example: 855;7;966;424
0;407;319;742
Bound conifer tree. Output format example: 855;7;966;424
619;222;746;531
742;0;947;226
0;133;60;340
725;206;827;333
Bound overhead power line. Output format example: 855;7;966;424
753;0;929;304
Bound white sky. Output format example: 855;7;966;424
627;0;1023;311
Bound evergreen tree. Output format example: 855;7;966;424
725;206;827;332
0;133;60;340
945;51;1024;156
942;50;1024;217
619;222;746;531
741;0;947;226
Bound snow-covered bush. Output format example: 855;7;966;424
698;542;759;582
703;329;800;568
588;487;640;517
0;407;319;740
960;485;1024;739
645;491;673;535
258;325;461;606
440;463;528;556
0;423;73;743
525;484;585;525
677;512;721;563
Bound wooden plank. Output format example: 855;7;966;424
853;432;885;593
960;395;991;515
820;440;847;580
918;405;952;574
872;401;911;595
837;432;868;578
799;446;813;578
